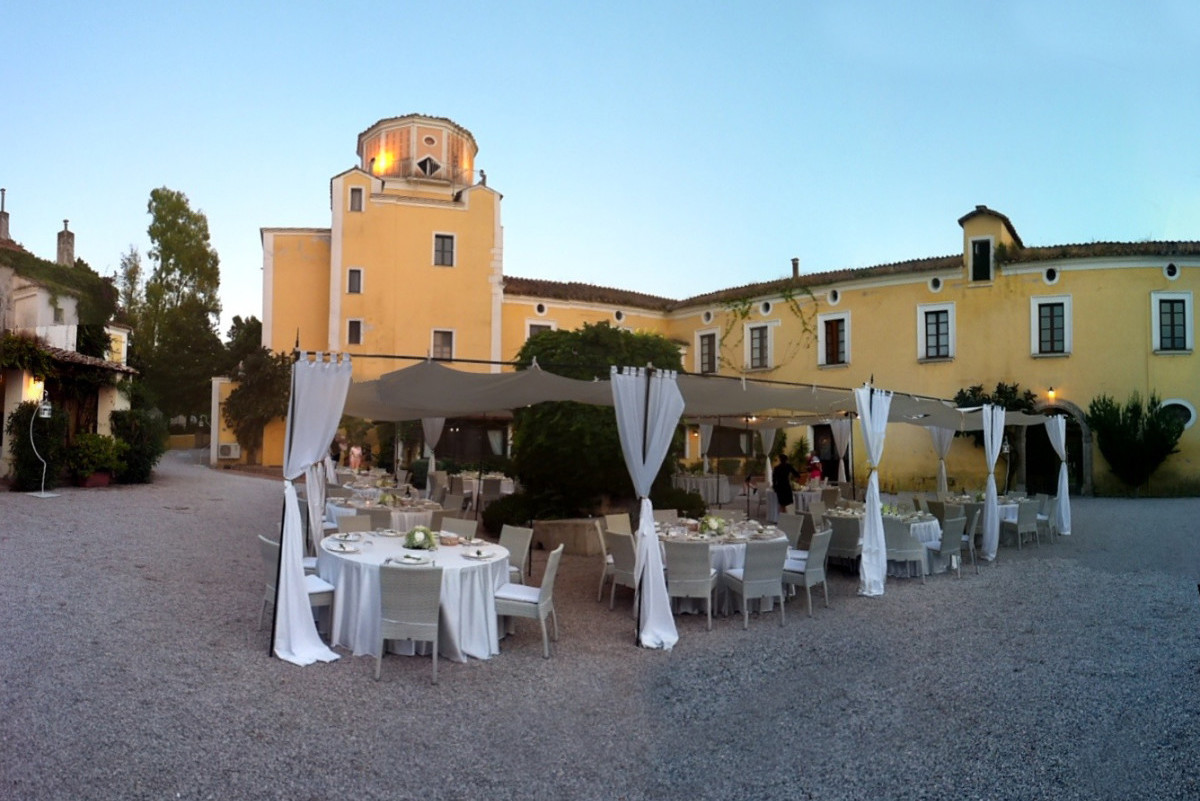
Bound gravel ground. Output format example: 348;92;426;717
3;451;1200;800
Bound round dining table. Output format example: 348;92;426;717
317;532;509;663
659;529;788;615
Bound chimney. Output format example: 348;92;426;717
0;188;8;241
57;219;74;266
791;257;799;279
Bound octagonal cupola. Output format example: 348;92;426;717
356;114;478;187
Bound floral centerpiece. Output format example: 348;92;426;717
405;526;437;550
697;515;727;537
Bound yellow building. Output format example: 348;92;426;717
248;115;1198;495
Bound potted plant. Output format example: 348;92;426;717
67;433;129;487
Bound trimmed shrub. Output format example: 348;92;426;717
110;409;168;484
480;491;536;534
5;401;68;491
648;485;706;520
67;433;128;481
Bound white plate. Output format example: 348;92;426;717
333;532;362;542
461;538;486;546
400;554;431;564
326;542;360;554
462;550;494;560
375;529;402;537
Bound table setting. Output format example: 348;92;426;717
317;525;510;662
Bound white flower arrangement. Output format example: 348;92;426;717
405;525;437;550
698;515;727;536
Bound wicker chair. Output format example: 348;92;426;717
376;564;443;683
494;544;565;658
664;539;719;630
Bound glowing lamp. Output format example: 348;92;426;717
1047;386;1056;401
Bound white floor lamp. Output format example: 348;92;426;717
28;393;59;499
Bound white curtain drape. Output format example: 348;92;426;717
739;432;750;455
611;366;684;650
1045;416;1072;536
422;417;445;473
831;418;852;482
487;429;503;456
981;404;1005;560
276;353;352;666
758;428;777;460
853;385;891;597
928;427;955;496
699;424;713;473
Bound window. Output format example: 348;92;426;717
349;187;363;212
1030;295;1072;356
347;319;363;345
53;307;65;324
749;326;769;369
970;238;992;281
432;330;454;360
917;303;955;360
817;313;850;366
1151;291;1193;353
527;323;553;340
417;156;441;177
698;331;717;374
347;268;362;294
434;234;455;266
1159;299;1188;351
1161;400;1196;429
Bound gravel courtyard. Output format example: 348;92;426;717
3;450;1199;800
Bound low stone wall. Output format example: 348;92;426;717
531;518;602;556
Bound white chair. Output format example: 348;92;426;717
336;514;371;533
962;509;981;574
440;516;478;540
928;515;966;578
782;527;831;617
594;520;614;602
366;507;392;530
498;524;533;584
376;563;443;683
257;535;334;636
604;529;638;611
663;539;719;631
494;544;564;658
476;477;503;512
884;516;927;583
441;493;469;519
1001;499;1041;549
652;508;679;524
604;512;632;535
1036;495;1059;540
776;512;806;554
722;537;788;629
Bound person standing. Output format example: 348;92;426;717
772;453;801;513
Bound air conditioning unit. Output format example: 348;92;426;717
218;442;241;459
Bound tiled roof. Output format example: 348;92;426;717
674;255;963;309
45;346;137;375
1004;241;1200;264
0;237;29;254
503;276;675;311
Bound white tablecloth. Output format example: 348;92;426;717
317;534;509;662
883;514;943;577
671;475;733;505
327;501;438;531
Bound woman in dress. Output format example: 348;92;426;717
772;454;801;513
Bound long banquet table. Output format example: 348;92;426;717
671;475;733;505
317;532;509;662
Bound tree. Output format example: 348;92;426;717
116;245;144;324
133;188;224;423
1086;392;1185;491
144;187;221;350
953;381;1038;449
224;315;263;373
222;348;292;465
511;322;683;517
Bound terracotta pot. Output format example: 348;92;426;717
75;471;112;488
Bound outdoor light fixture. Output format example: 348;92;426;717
28;391;59;499
1048;386;1056;401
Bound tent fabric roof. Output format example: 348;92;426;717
342;361;1052;430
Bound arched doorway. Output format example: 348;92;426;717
1026;401;1092;496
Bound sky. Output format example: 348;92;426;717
4;1;1200;337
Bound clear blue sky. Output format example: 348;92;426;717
4;1;1199;336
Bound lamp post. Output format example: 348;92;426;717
28;391;59;499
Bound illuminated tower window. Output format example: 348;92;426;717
417;156;441;177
